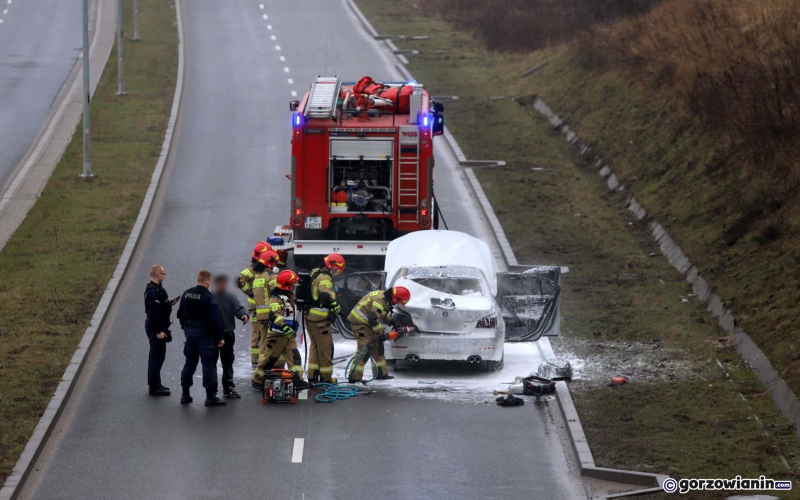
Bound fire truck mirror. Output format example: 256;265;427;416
433;101;444;113
289;100;300;111
432;113;445;136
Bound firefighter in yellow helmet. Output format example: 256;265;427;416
251;270;307;388
347;286;411;383
304;253;345;383
238;241;273;366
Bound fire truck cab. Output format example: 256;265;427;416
285;76;444;266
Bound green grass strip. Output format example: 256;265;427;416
0;0;177;481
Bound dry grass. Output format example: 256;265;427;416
0;0;177;482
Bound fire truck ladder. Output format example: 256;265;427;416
398;134;420;225
305;76;340;119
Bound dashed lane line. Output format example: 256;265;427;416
292;438;305;463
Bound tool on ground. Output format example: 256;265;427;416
261;369;311;404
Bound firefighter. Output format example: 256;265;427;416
252;270;307;389
238;241;273;367
347;286;411;383
178;270;226;407
304;253;345;383
251;250;285;373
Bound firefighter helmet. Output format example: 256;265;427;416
323;253;346;271
257;250;279;267
276;270;300;291
252;241;272;260
391;286;411;305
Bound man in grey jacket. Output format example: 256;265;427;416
213;274;249;398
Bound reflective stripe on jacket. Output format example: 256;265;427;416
347;290;389;332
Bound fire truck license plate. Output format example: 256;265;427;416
304;216;322;229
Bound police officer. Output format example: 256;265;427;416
347;286;411;383
178;270;226;407
144;264;175;396
251;270;307;389
305;253;345;383
238;241;273;367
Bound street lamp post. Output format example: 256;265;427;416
132;0;141;41
116;0;127;96
80;0;95;179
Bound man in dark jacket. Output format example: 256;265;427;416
213;274;248;398
144;264;175;396
178;270;226;407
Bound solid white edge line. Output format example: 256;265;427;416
292;438;305;463
0;0;186;497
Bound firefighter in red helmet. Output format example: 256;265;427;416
304;253;345;383
252;270;307;388
238;243;275;366
346;286;410;383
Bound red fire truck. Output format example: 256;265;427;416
282;76;445;266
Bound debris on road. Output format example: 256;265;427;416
611;377;628;385
537;358;572;381
496;394;525;406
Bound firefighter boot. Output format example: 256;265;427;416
180;388;193;405
224;387;241;398
205;389;227;407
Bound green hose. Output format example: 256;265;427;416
312;345;376;403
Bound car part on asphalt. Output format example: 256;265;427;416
496;394;524;406
537;358;573;381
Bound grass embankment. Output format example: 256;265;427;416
356;0;799;495
0;0;177;482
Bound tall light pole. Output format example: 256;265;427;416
115;0;127;96
132;0;141;41
80;0;95;179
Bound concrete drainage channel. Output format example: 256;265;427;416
531;96;800;441
344;0;668;496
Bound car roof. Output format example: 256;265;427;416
385;230;497;292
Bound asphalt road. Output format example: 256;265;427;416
0;0;81;190
25;1;586;498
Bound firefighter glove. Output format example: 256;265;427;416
281;324;296;339
330;300;342;316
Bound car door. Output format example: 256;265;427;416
330;271;387;338
496;266;561;341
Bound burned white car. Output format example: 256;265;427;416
332;230;562;370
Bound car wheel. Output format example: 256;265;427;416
487;356;504;372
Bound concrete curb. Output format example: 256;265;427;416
0;0;117;251
344;0;666;495
530;95;800;439
0;0;185;497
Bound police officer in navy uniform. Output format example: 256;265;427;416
178;270;227;407
144;264;174;396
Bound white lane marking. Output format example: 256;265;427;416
279;55;285;61
298;390;308;400
287;78;294;84
274;45;281;50
283;66;290;73
291;90;297;97
270;35;277;40
292;438;305;463
259;3;264;9
2;9;7;14
262;14;268;20
0;19;4;24
267;24;272;30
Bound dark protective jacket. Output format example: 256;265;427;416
144;281;172;334
177;284;224;341
215;291;248;333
